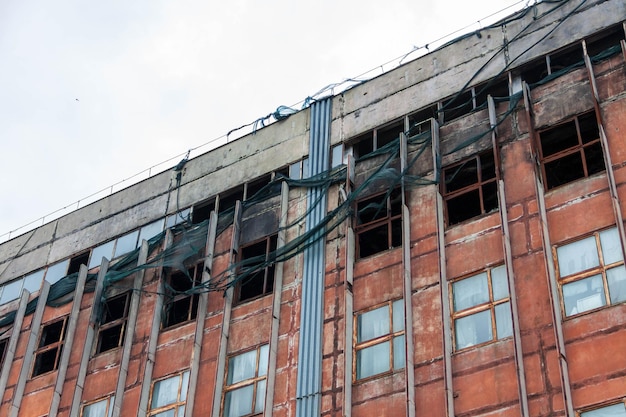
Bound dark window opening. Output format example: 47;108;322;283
163;263;203;328
519;57;548;85
443;151;498;226
408;105;438;137
192;199;215;224
474;78;509;108
442;90;473;122
236;235;278;303
32;318;67;377
539;111;604;190
586;26;625;57
219;186;245;214
355;188;403;258
354;132;374;159
548;44;582;73
68;252;90;275
96;293;130;354
246;174;278;201
377;121;404;149
0;339;7;368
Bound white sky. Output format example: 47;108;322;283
0;0;528;242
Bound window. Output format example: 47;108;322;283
451;265;512;350
163;263;202;328
0;338;8;369
330;144;344;169
32;317;67;377
443;151;498;226
355;188;402;259
82;396;115;417
580;402;626;417
289;158;309;180
354;299;405;380
351;120;403;159
441;78;509;122
223;344;269;417
236;235;277;303
149;370;190;417
96;292;130;354
538;111;604;190
555;227;626;317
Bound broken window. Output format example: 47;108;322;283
555;227;626;318
32;317;67;377
192;199;216;224
351;120;404;160
355;188;403;259
96;292;130;354
443;151;498;226
236;235;277;303
354;299;405;380
81;395;115;417
538;111;604;190
149;370;190;416
223;344;269;417
451;265;512;350
0;338;8;369
441;77;509;123
163;263;202;328
580;402;626;417
68;252;90;275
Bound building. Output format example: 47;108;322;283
1;0;626;416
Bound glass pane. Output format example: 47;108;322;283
83;399;107;417
454;310;493;349
581;403;626;417
228;350;257;384
495;302;513;339
114;231;139;258
45;260;69;284
254;379;266;414
0;279;23;304
23;269;44;293
139;220;164;244
152;410;175;417
258;344;269;377
89;241;115;268
177;406;185;417
452;273;489;311
166;209;190;228
151;374;180;409
562;275;606;316
357;305;389;343
289;161;301;180
107;396;115;417
302;158;309;179
392;300;404;332
356;341;390;379
331;144;343;168
600;227;623;265
224;385;253;417
393;335;405;370
607;265;626;304
557;236;599;277
491;265;509;301
180;371;189;401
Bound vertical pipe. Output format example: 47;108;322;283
70;258;110;417
488;95;530;417
49;264;89;417
264;181;289;417
9;281;50;417
0;289;30;404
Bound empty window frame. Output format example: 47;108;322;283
555;227;626;318
354;299;405;381
163;263;203;328
81;396;115;417
580;401;626;417
149;370;190;417
520;44;583;85
223;344;269;417
355;188;403;259
443;151;498;226
441;78;509;123
236;235;278;303
351;120;404;159
0;338;7;369
538;111;604;190
96;292;131;354
451;265;512;350
32;317;68;377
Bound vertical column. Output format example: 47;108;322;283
343;156;355;417
49;264;90;417
488;95;530;417
0;290;30;402
9;281;50;417
523;83;575;417
70;258;110;417
186;214;219;417
264;181;289;417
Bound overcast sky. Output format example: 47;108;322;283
0;0;527;242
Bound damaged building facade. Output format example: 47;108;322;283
1;0;626;416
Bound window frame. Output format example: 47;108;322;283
578;400;626;416
95;292;131;354
353;299;405;382
162;262;203;329
235;235;278;304
450;265;512;351
222;344;269;417
81;395;115;417
148;369;190;417
31;316;68;377
354;188;403;259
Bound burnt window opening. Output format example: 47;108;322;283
68;252;90;275
355;188;403;259
236;235;278;303
96;292;130;354
548;44;583;74
408;105;438;137
442;90;473;122
32;318;67;377
245;174;272;201
443;151;498;226
219;186;245;215
163;263;203;328
586;25;625;57
538;111;604;190
0;338;7;369
441;77;508;123
192;199;215;224
519;57;549;85
352;120;404;160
